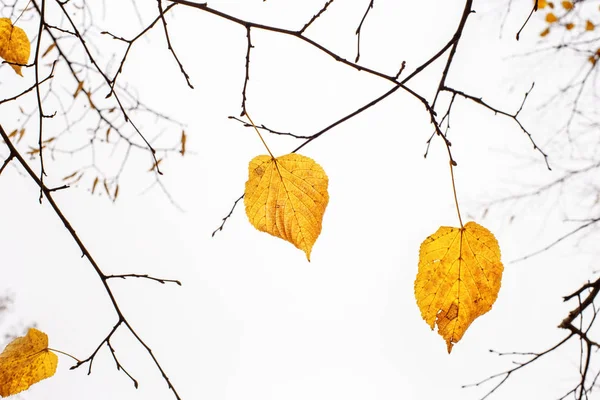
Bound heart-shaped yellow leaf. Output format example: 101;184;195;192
0;328;58;397
0;18;30;76
244;153;329;261
414;221;503;353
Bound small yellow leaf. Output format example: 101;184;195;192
565;22;575;30
0;18;30;76
561;1;573;10
540;27;551;36
244;153;329;261
415;222;504;353
537;0;548;9
0;328;58;397
546;12;558;23
586;20;595;31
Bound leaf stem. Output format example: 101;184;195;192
449;161;464;228
48;347;81;363
246;112;275;160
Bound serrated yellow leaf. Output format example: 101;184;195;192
244;153;329;261
0;18;30;76
414;222;503;353
0;328;58;397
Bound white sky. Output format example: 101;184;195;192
0;1;596;399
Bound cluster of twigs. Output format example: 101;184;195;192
2;0;597;399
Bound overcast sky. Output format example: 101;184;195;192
0;1;594;399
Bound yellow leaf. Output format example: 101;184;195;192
546;12;558;23
540;27;551;36
565;22;575;30
537;0;548;9
0;328;58;397
414;222;503;353
586;20;595;31
244;153;329;261
0;18;30;76
561;1;573;10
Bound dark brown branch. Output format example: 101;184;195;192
355;0;374;63
228;116;311;139
212;194;244;237
156;0;194;88
431;0;473;109
299;0;335;34
240;26;252;117
443;83;551;170
35;0;48;203
51;0;163;174
0;125;182;400
0;153;14;175
516;1;538;41
106;274;182;285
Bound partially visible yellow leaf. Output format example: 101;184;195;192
537;0;548;9
0;328;58;397
586;20;595;31
415;222;504;353
546;12;558;23
244;153;329;261
561;1;573;10
0;18;30;76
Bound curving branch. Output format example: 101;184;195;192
0;125;182;399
